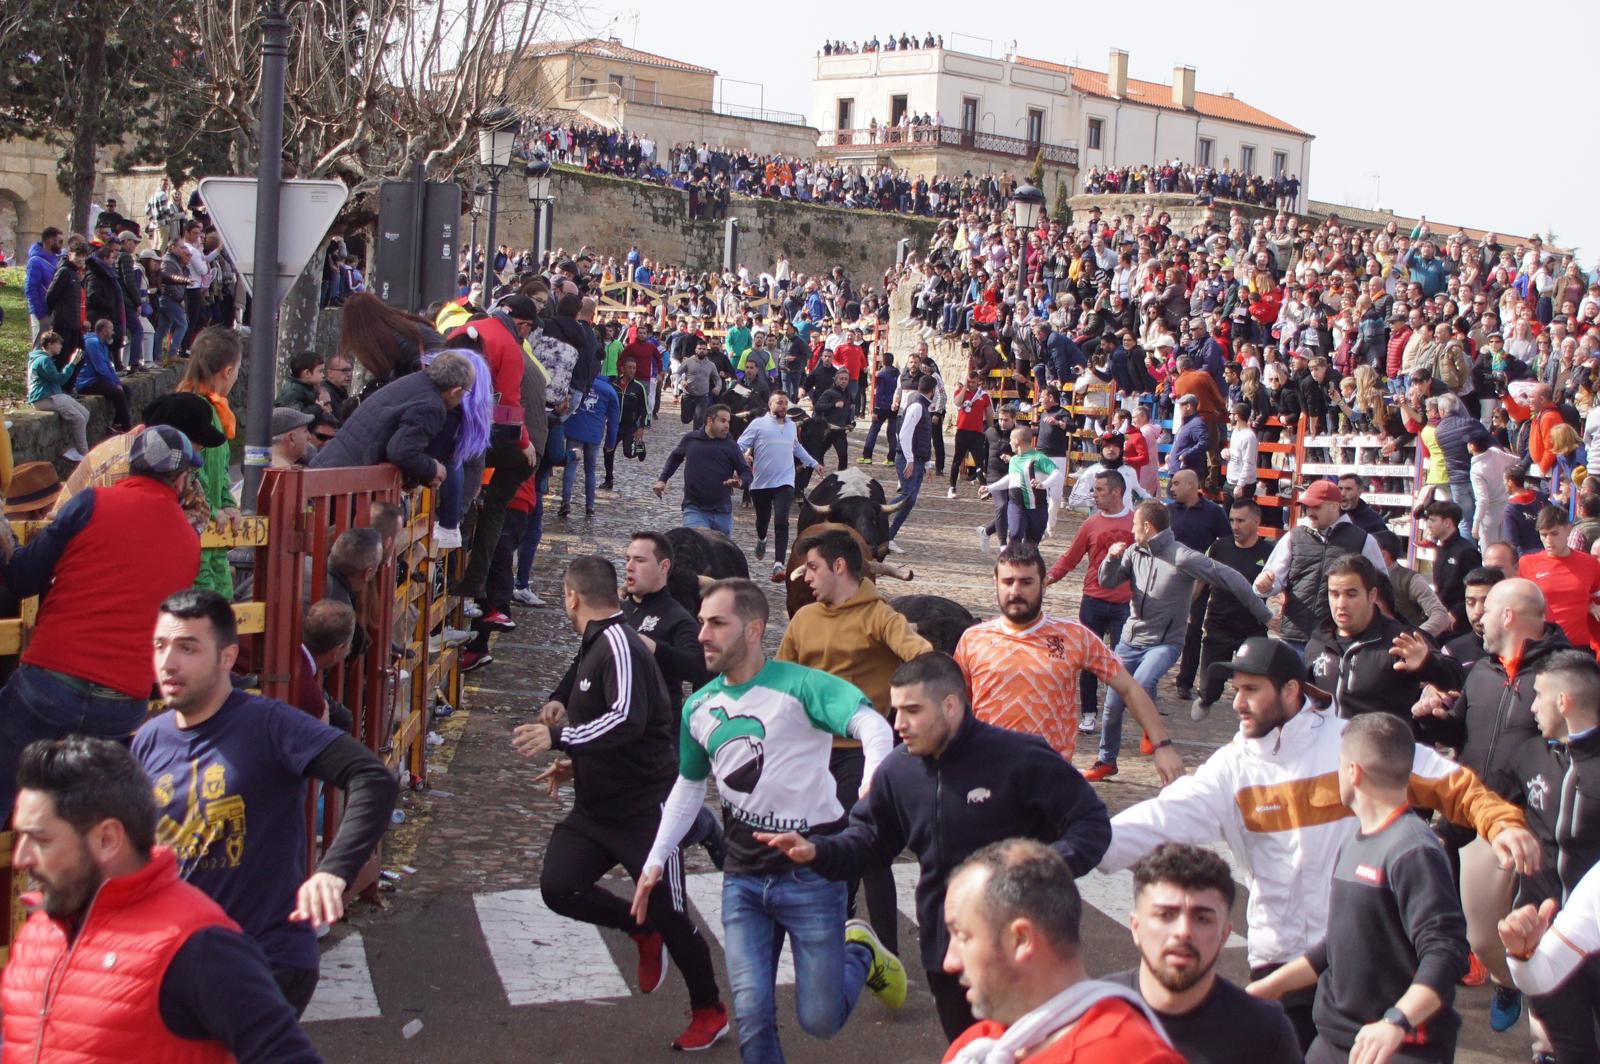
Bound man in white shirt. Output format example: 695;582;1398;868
1469;435;1518;546
1224;402;1259;504
178;219;213;355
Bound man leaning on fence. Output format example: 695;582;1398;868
0;425;204;822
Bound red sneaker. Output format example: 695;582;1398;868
481;610;516;632
631;931;668;994
672;1003;730;1051
1462;951;1487;987
1139;733;1155;756
1084;761;1119;782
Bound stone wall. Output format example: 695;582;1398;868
500;167;939;279
0;135;166;251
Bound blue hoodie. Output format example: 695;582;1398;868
564;376;620;449
75;334;121;391
25;242;59;319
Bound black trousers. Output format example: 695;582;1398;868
823;426;849;470
540;807;720;1009
272;965;318;1019
926;967;975;1042
1197;628;1263;706
929;413;946;474
458;437;532;599
75;380;131;432
949;429;988;489
1530;953;1600;1063
751;486;795;561
828;745;898;956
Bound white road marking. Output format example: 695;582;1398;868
303;932;381;1022
892;863;920;927
473;889;633;1005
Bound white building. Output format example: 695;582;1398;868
812;45;1311;194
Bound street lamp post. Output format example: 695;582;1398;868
525;145;552;268
1010;182;1046;230
477;107;518;304
467;186;484;284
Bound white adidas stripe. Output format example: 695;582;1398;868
305;859;1253;1022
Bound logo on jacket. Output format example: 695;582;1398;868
1310;651;1336;680
1527;773;1550;813
1354;863;1383;885
706;705;766;794
966;787;992;804
579;679;592;692
637;615;661;634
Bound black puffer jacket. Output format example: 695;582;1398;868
1447;623;1571;798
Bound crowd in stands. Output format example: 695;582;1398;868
1083;160;1302;210
821;32;943;54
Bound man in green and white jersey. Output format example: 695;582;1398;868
632;578;906;1063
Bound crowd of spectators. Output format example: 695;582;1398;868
821;32;943;54
1083;161;1301;210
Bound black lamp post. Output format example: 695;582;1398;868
476;106;518;302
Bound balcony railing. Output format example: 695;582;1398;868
817;125;1079;167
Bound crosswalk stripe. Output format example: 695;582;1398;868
302;932;381;1023
473;888;634;1005
682;871;798;985
892;863;921;927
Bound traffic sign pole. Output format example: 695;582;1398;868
243;0;290;513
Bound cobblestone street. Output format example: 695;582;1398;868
308;405;1517;1064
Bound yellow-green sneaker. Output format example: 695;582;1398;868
845;918;907;1009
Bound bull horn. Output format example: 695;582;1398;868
879;496;908;515
867;560;914;581
790;566;806;582
809;501;833;516
697;574;716;589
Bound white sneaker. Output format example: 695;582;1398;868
64;448;86;463
772;562;786;581
975;525;992;552
1190;697;1214;722
433;524;463;550
461;600;483;619
885;539;905;555
1079;711;1098;734
439;626;472;648
511;587;545;607
946;487;957;499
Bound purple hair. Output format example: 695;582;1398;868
453;349;494;464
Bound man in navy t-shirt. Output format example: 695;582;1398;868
132;588;398;1015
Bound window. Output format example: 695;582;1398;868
1197;137;1213;167
1240;144;1256;174
1273;150;1289;177
836;98;854;130
577;76;596;96
1026;108;1044;146
1087;117;1103;150
961;98;978;132
608;73;625;94
891;94;909;126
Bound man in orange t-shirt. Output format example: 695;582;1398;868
955;543;1175;769
941;839;1182;1064
1517;504;1600;653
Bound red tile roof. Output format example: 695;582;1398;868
1015;56;1309;137
523;38;716;77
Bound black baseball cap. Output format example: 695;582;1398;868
499;294;540;322
1207;636;1331;703
142;393;227;449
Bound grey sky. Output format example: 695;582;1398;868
577;0;1596;258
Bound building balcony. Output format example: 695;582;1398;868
817;125;1078;167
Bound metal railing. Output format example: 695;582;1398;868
817;125;1079;166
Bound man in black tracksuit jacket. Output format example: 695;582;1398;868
754;652;1109;1042
521;557;723;1020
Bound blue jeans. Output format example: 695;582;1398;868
783;369;804;400
124;314;145;368
683;505;733;535
863;411;898;460
888;457;925;539
515;468;549;589
561;441;600;511
1449;481;1476;542
1099;641;1182;765
722;868;870;1064
0;665;150;822
152;295;187;362
1077;596;1130;715
437;462;464;529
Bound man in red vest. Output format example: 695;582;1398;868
2;736;319;1062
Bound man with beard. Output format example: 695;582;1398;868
754;652;1110;1042
1440;566;1505;672
4;737;320;1061
956;543;1183;781
737;390;822;578
1107;845;1301;1063
132;590;398;1017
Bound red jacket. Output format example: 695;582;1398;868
19;475;200;697
449;315;528;444
1122;428;1150;472
1386;325;1413;378
2;848;237;1064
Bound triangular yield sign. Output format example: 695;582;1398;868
197;177;349;309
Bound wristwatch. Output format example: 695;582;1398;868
1150;738;1173;751
1381;1007;1413;1034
